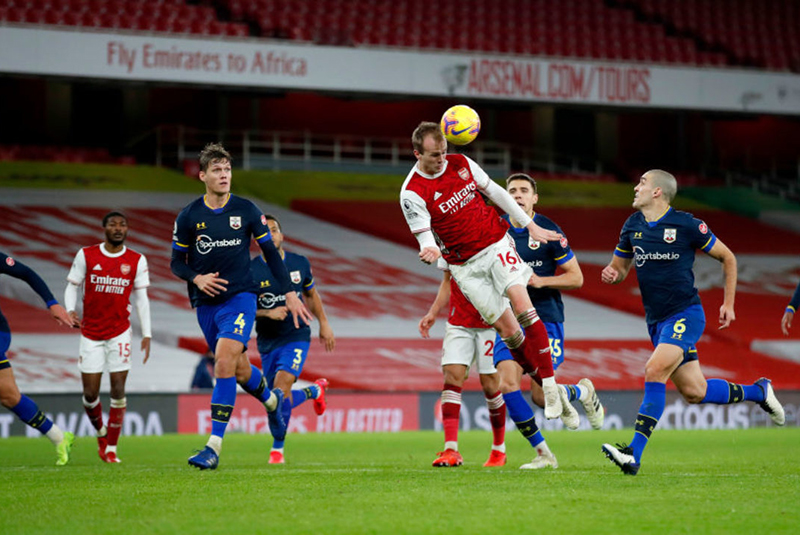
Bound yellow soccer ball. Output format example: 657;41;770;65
440;105;481;146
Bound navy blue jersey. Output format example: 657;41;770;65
614;207;717;324
252;251;314;354
788;279;800;313
0;252;58;333
172;195;273;308
503;213;574;323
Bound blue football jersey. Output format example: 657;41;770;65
251;251;314;354
503;214;574;323
172;194;272;308
614;207;717;324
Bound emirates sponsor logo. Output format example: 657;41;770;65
437;182;477;214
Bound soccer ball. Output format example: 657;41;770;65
440;105;481;146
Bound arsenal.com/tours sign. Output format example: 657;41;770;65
2;26;800;114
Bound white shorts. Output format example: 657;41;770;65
442;323;497;375
78;328;133;374
449;235;532;325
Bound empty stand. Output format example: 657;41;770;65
0;144;135;164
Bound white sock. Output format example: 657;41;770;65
271;447;284;454
264;391;278;412
106;445;117;454
536;442;553;457
97;425;108;438
207;435;223;454
574;385;586;400
46;425;64;446
542;377;556;388
444;441;458;451
492;443;506;453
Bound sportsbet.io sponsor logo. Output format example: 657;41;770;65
258;292;286;309
195;234;242;255
633;246;679;267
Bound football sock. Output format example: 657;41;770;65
82;396;104;432
562;384;583;402
629;382;666;463
485;391;506;452
210;377;237;439
502;330;535;374
10;394;54;435
241;365;270;403
45;425;65;446
442;383;462;450
517;309;555;379
272;397;293;450
701;379;764;404
106;397;126;449
290;387;316;408
503;390;544;448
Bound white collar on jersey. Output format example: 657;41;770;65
414;158;449;179
99;243;127;258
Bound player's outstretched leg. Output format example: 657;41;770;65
483;391;507;467
700;378;785;426
6;393;74;465
240;364;281;412
189;376;237;470
501;327;562;420
603;381;665;475
576;378;605;430
267;388;288;442
433;383;463;467
503;389;557;469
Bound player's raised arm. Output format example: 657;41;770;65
704;238;737;329
1;253;79;328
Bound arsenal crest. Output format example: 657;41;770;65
457;168;470;180
663;228;677;243
528;236;540;250
120;263;131;275
290;270;302;284
229;216;242;229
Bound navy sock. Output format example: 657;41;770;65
273;398;292;449
503;390;544;448
629;382;666;463
210;377;237;439
563;384;579;402
10;395;53;435
241;365;269;403
291;390;307;408
701;379;765;404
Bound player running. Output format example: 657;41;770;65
251;215;333;465
400;122;564;420
419;268;506;468
1;251;78;465
600;169;785;475
171;143;313;470
65;211;151;463
493;174;604;431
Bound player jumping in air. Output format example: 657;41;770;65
400;122;564;421
600;169;785;475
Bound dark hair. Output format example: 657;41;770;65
102;211;127;227
264;214;282;232
199;142;232;172
412;121;446;153
506;173;537;194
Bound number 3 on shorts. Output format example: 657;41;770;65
291;348;303;371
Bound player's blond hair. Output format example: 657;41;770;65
412;122;445;153
644;169;677;203
199;142;232;172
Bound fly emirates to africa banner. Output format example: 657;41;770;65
2;26;800;114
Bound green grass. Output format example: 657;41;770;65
2;429;798;534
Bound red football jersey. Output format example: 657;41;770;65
400;153;507;264
67;244;149;341
448;277;489;329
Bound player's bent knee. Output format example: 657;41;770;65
680;387;706;404
0;389;21;408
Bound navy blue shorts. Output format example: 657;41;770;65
647;304;704;365
261;340;310;385
493;322;565;371
196;293;256;353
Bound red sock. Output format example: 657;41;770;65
441;384;462;447
82;397;104;432
518;309;554;379
107;398;126;447
485;391;506;446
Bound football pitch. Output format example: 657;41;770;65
3;429;798;535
